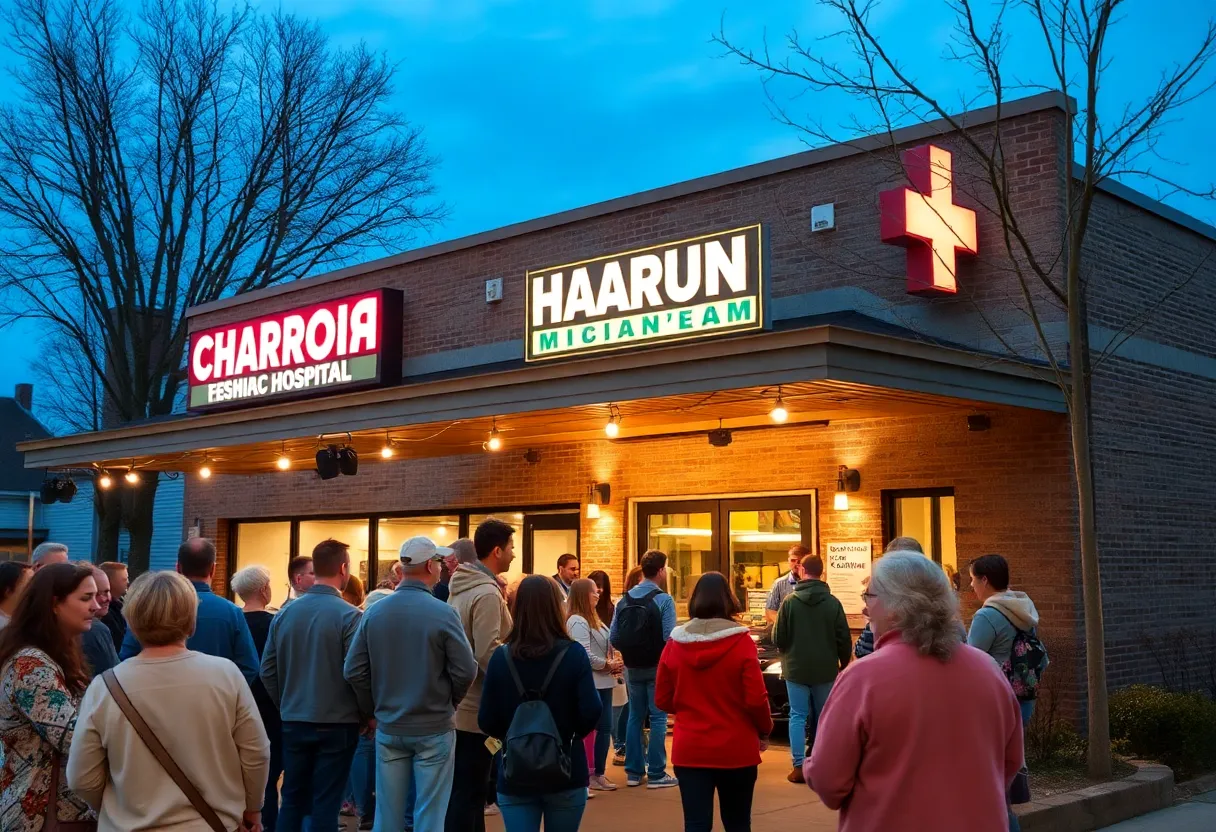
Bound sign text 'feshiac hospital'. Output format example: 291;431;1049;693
525;225;764;361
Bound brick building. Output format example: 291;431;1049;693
21;91;1216;715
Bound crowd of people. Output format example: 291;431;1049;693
0;525;1045;832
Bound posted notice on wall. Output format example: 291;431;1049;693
827;541;873;616
746;590;769;627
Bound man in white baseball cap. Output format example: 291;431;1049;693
344;535;475;831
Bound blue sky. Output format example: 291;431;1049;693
4;0;1215;417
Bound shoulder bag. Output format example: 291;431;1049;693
100;670;232;832
43;751;96;831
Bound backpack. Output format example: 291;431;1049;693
610;588;664;668
994;610;1050;701
501;645;573;790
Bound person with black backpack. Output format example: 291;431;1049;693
609;549;678;790
478;575;602;832
967;553;1049;831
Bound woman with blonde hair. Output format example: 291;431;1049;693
67;571;270;831
807;552;1023;830
567;578;623;792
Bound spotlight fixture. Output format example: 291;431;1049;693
834;465;861;511
708;420;733;447
587;482;611;519
769;388;789;424
381;432;394;459
276;442;291;470
484;420;503;452
198;464;212;480
97;472;113;490
523;449;542;465
124;468;141;485
967;414;992;432
337;446;359;476
315;445;341;480
604;405;621;438
39;476;77;505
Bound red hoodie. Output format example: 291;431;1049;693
656;619;775;769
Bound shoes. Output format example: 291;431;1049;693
612;751;626;767
484;804;500;816
590;775;618;791
587;787;596;799
627;775;645;787
788;766;806;784
647;774;679;790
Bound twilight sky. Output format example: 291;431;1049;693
3;0;1214;420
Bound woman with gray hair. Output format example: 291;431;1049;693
232;565;283;832
806;551;1023;831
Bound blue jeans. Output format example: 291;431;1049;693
626;677;667;780
496;787;586;832
376;729;454;832
347;734;375;816
613;699;627;753
593;688;614;776
785;680;834;767
278;722;360;832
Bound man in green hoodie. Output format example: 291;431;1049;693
773;553;851;783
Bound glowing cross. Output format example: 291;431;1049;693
879;145;977;296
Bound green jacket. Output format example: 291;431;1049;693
772;579;852;686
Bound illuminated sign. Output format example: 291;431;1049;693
879;145;977;296
187;289;402;411
525;224;764;361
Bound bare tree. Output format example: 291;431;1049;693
0;0;441;570
717;0;1216;777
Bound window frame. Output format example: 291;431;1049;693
881;487;955;565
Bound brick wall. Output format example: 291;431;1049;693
188;405;1083;708
1084;187;1216;690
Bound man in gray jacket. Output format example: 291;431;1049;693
345;536;477;832
262;538;365;832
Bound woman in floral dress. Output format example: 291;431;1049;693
0;562;99;831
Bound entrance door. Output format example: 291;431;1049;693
637;495;814;618
525;513;581;580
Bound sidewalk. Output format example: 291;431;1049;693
485;744;837;832
1098;790;1216;831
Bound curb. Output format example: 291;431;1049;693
1015;761;1173;832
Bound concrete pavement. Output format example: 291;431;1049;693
1097;790;1216;831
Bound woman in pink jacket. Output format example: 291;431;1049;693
807;551;1023;831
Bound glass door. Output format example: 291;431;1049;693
524;513;581;582
636;495;813;620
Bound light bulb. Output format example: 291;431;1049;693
98;473;113;490
486;430;503;452
586;502;601;520
834;491;849;511
770;398;789;424
604;419;620;438
277;455;291;470
124;470;140;484
199;465;212;480
380;445;394;459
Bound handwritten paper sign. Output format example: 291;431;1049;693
827;541;873;616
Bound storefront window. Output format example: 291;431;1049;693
884;490;958;589
646;511;713;619
728;508;803;614
377;516;460;585
234;522;291;608
298;519;371;593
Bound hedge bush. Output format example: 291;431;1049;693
1109;684;1216;779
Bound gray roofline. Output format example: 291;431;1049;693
1074;162;1216;242
188;91;1075;320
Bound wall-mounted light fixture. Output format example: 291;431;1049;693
276;441;291;471
316;443;359;480
97;471;113;490
198;459;212;480
124;466;141;485
586;482;611;519
834;465;860;511
40;476;77;504
381;432;395;459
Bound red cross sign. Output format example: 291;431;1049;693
879;145;977;296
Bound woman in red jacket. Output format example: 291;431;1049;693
656;571;774;832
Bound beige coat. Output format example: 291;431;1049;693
448;564;512;734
